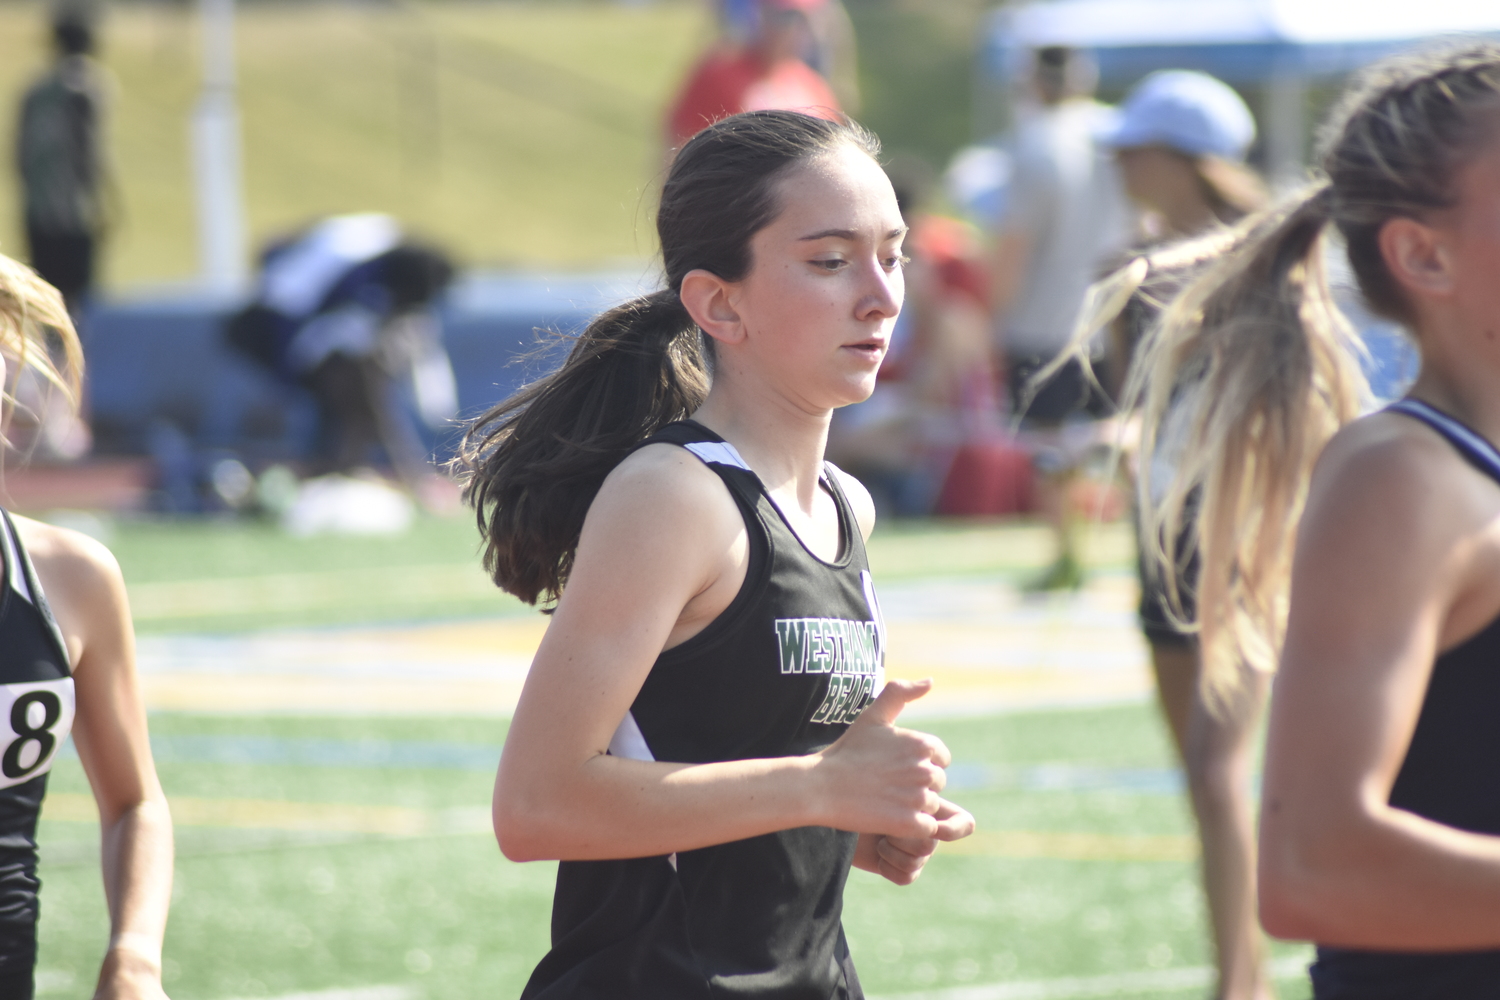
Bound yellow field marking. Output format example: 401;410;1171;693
40;793;96;823
42;792;482;836
867;521;1135;579
45;793;1190;861
138;674;530;715
941;830;1197;862
132;572;1152;714
369;617;550;655
46;792;1190;861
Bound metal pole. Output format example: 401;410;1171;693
192;0;248;295
1265;66;1307;193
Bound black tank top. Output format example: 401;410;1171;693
1312;399;1500;998
0;510;76;983
521;421;885;1000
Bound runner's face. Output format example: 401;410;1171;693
729;145;905;411
1439;124;1500;351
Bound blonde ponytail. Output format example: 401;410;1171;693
1131;185;1367;701
1039;186;1367;705
1042;41;1500;708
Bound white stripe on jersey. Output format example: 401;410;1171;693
1;515;32;605
683;441;752;471
608;711;654;762
607;712;677;869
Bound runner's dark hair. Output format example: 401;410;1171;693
457;110;881;606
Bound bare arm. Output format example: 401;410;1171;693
21;520;172;999
1259;419;1500;947
494;448;972;863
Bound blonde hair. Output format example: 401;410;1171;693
1053;42;1500;704
0;254;84;433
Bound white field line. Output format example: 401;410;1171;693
223;987;414;1000
871;954;1310;1000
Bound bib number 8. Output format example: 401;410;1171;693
3;691;61;780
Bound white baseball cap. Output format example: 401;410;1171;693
1100;70;1256;161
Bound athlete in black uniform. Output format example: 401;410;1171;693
526;421;884;998
459;111;973;998
1088;41;1500;997
0;508;75;995
0;254;174;999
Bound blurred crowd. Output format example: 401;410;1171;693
6;0;1399;546
662;1;1302;591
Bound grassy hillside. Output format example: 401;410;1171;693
0;0;990;289
0;0;715;286
847;0;990;165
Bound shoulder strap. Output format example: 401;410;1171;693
0;510;72;670
633;420;763;505
819;462;868;569
1387;398;1500;484
634;420;753;470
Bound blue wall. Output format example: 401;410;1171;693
82;270;654;463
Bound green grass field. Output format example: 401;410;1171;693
37;708;1314;999
27;515;1316;999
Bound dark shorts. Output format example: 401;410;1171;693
23;224;95;305
1006;354;1114;427
1137;502;1198;648
0;919;35;1000
1311;946;1500;999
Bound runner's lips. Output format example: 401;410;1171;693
843;338;887;354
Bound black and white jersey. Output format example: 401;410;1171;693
0;510;76;983
522;420;886;1000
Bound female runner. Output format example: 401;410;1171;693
1099;70;1272;1000
460;110;974;998
0;255;174;998
1092;42;1500;998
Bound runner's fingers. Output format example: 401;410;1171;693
931;799;976;841
879;834;938;867
878;855;924;886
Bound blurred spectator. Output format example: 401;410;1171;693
14;6;112;318
988;46;1132;589
225;214;457;507
828;161;1028;518
717;0;860;111
1095;69;1271;1000
1102;70;1266;243
668;0;840;147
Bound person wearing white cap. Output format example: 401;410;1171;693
1099;69;1272;1000
1101;70;1268;239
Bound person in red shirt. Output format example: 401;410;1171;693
667;0;841;147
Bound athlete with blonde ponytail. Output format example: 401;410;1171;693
0;255;174;1000
459;110;973;998
1087;42;1500;997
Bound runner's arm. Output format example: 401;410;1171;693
494;448;967;862
1259;423;1500;948
25;522;173;999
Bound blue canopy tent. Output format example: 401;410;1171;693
983;0;1500;182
